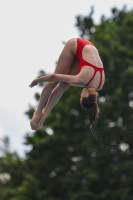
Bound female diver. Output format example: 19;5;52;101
29;38;105;130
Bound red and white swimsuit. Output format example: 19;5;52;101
75;38;104;89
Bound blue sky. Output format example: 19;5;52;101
0;0;133;157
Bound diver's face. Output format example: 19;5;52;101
80;88;90;103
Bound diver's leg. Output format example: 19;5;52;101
35;57;79;130
30;39;77;130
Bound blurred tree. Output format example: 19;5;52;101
0;136;26;200
76;5;133;156
1;6;133;200
22;7;133;200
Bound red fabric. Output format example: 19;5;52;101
75;38;104;89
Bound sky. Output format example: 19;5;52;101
0;0;133;157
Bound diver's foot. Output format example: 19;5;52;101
36;113;46;130
30;111;42;130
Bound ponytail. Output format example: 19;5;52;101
80;91;100;126
91;101;100;126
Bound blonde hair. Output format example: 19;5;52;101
80;92;99;125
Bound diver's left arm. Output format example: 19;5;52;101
29;73;85;87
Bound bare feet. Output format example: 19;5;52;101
30;111;42;130
36;112;46;130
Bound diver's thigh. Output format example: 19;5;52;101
67;57;79;75
54;39;77;74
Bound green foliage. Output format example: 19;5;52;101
0;137;26;200
76;6;133;156
1;6;133;200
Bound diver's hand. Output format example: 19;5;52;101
29;79;38;88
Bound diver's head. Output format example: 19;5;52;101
80;88;100;124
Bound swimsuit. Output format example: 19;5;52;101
75;38;104;89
